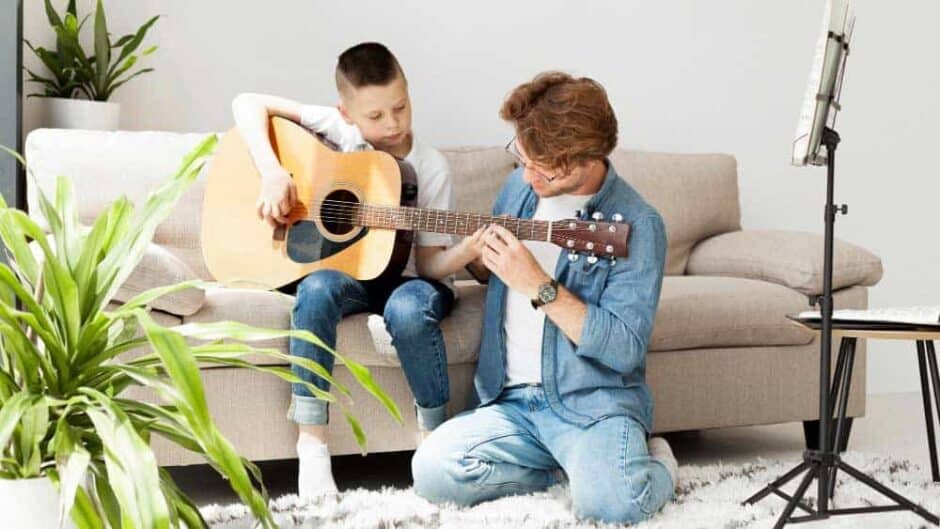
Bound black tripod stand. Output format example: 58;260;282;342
743;127;940;528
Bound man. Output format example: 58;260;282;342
412;71;677;524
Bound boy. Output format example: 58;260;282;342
232;42;484;498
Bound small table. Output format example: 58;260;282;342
791;316;940;482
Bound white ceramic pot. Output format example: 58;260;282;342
0;476;77;529
44;97;120;131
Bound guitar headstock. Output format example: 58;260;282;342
549;213;630;262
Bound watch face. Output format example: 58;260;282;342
538;282;557;304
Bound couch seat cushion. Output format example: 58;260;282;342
181;281;486;368
649;276;816;351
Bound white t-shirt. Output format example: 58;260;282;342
299;105;455;292
503;192;594;387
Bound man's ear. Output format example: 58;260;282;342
337;102;355;125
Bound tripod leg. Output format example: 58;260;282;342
837;459;940;525
925;341;940;482
773;465;820;529
829;339;857;498
743;460;810;505
829;338;851;420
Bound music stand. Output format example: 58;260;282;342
743;1;939;526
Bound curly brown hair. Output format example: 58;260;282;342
500;71;618;172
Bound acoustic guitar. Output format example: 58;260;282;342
201;117;630;289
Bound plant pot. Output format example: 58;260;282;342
0;476;76;529
43;97;121;131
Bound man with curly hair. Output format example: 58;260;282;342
412;71;677;524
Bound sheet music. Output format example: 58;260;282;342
798;306;940;326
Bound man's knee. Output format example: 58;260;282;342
411;439;475;507
569;466;668;524
571;491;649;525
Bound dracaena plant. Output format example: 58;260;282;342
25;0;159;101
0;136;402;529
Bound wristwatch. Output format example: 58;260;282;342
531;279;559;310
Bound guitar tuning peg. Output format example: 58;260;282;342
611;213;623;222
609;257;617;266
567;251;580;262
587;254;598;264
591;211;604;221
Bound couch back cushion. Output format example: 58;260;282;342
25;128;218;279
25;129;740;280
609;150;741;275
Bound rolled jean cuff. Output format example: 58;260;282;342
288;394;329;425
415;401;448;431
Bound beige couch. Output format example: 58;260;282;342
25;129;884;466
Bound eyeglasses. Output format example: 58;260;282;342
505;137;559;183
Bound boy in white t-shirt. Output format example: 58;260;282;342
232;43;484;498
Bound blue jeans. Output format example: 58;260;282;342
286;269;454;431
412;384;674;524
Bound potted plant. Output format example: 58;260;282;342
0;136;402;528
25;0;159;130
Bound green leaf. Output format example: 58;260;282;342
82;388;171;529
94;135;216;314
344;359;403;424
101;68;154;101
93;0;110;98
0;392;34;452
131;309;276;528
0;208;41;287
342;410;367;454
115;15;159;67
69;486;106;529
17;393;50;477
158;468;207;529
44;0;63;28
53;420;91;528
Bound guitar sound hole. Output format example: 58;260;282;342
320;189;359;236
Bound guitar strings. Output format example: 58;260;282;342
292;199;556;238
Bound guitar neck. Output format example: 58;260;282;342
352;204;552;242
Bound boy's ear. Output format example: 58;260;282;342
336;103;355;125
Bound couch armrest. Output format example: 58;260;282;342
686;229;883;296
114;243;206;316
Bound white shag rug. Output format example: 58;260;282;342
201;452;940;529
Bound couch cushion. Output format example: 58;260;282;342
686;230;884;296
649;276;818;351
25;128;218;280
114;243;206;316
181;281;485;368
609;150;741;276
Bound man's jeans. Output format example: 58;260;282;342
287;269;454;431
412;384;674;524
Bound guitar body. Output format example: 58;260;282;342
202;117;417;290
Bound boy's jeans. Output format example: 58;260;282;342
287;269;454;431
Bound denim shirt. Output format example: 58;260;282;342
474;163;668;434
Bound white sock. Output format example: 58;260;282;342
297;433;338;498
648;436;679;489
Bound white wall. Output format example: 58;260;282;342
22;1;940;394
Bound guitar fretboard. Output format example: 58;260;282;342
318;201;554;242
